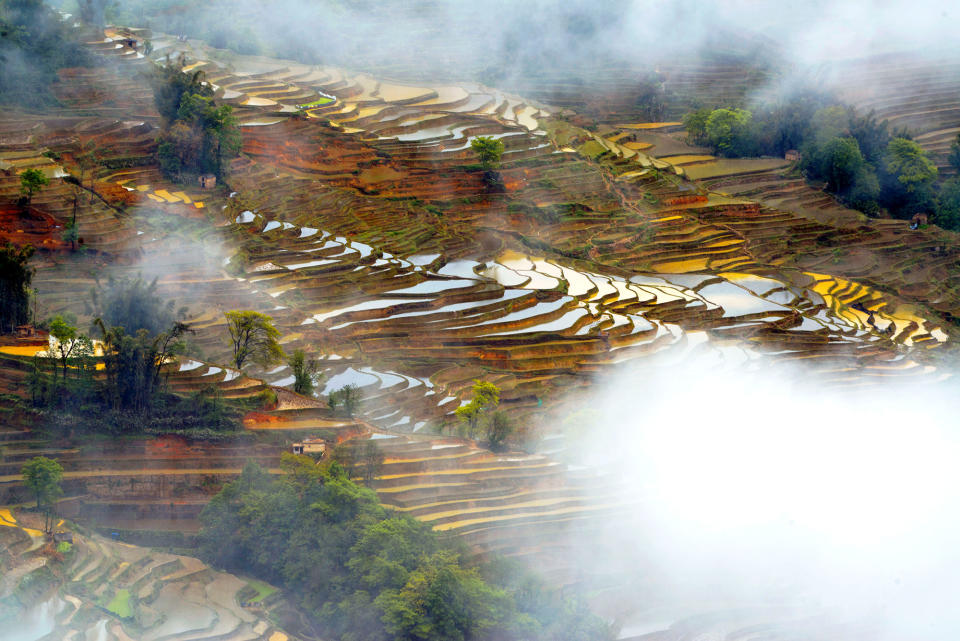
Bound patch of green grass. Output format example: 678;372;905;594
578;140;607;159
105;588;132;618
296;97;334;108
56;541;72;554
246;579;277;603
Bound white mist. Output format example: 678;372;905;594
567;355;960;639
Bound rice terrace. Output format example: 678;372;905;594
3;1;960;640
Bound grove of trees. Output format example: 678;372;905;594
150;56;242;182
683;94;949;222
328;383;361;417
21;455;63;532
27;282;238;436
199;455;613;641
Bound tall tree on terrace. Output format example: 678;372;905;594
886;137;938;194
288;348;320;396
19;168;48;208
328;383;361;417
471;135;506;191
150;55;241;180
471;136;505;171
705;108;753;156
455;379;500;438
21;455;63;532
48;314;91;382
818;136;865;193
225;310;283;369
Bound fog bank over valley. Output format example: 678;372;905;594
562;354;960;639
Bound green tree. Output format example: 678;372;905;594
848;109;891;164
288;349;320;396
21;455;63;511
705;108;752;156
328;383;361;417
455;379;500;438
818;136;864;193
809;105;850;144
96;318;191;414
375;550;515;641
225;310;283;369
470;136;505;171
48;314;89;382
846;166;881;216
62;219;79;252
19;168;48;207
936;178;960;231
0;243;34;334
149;54;212;124
682;107;711;146
886;137;938;195
196;458;613;641
883;137;938;214
151;57;241;180
347;517;438;592
330;442;357;477
948;132;960;173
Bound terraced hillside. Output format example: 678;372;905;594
3;23;960;586
833;51;960;175
0;507;299;640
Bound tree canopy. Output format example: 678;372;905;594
288;348;320;396
21;455;63;510
328;383;362;417
818;136;864;193
95;318;191;414
150;54;213;124
48;314;91;382
470;136;505;171
455;379;500;438
199;456;613;641
948;133;960;174
151;56;241;180
704;108;752;156
683;97;943;219
885;137;938;195
225;310;283;369
935;178;960;231
19;168;48;206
